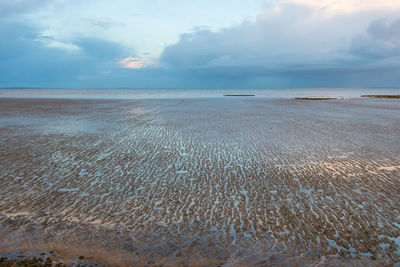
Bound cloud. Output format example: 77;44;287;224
0;22;38;60
36;37;81;53
1;0;400;88
367;17;400;42
157;2;400;87
87;16;124;29
74;37;129;60
0;0;51;16
282;0;400;16
160;3;356;72
0;21;132;87
350;17;400;59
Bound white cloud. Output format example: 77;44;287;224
43;40;81;52
35;35;81;52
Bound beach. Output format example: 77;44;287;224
0;90;399;266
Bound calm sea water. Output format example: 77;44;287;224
1;88;399;99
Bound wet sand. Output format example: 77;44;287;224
0;97;400;266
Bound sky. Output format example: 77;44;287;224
1;0;400;88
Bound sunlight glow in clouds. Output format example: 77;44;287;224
283;0;400;16
119;57;146;69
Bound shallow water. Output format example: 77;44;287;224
1;87;400;99
0;91;400;266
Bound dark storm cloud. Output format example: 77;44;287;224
0;21;133;87
74;37;128;60
367;17;400;41
157;5;400;87
160;3;340;72
350;17;400;59
0;22;38;60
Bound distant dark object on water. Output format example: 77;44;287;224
361;95;400;99
223;94;255;97
295;97;337;100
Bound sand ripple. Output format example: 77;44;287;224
0;98;399;265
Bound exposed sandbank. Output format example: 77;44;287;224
361;95;400;98
295;97;337;100
223;94;255;97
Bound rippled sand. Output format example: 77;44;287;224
0;97;399;266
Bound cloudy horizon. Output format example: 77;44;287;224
1;0;400;88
